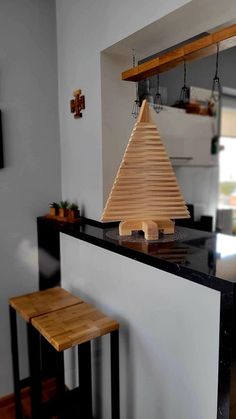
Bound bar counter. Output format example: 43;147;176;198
37;216;236;419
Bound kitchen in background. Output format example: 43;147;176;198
137;45;236;234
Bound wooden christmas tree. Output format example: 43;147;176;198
101;100;190;240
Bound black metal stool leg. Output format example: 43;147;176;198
78;341;92;417
9;306;23;419
27;323;42;419
111;330;120;419
56;351;65;419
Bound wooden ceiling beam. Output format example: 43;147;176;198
121;24;236;82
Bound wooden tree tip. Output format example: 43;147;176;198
137;99;152;123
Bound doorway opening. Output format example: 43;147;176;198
218;96;236;234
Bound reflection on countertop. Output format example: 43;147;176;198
38;217;236;292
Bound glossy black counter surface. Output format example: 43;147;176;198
37;216;236;419
38;217;236;295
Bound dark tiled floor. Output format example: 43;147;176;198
0;378;57;419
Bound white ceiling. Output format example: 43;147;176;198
104;0;236;64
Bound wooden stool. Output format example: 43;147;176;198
9;287;83;419
31;302;120;419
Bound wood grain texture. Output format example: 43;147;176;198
122;23;236;81
9;287;83;322
119;220;159;240
101;100;189;223
31;302;119;352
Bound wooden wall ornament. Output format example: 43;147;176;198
70;89;85;118
101;100;190;240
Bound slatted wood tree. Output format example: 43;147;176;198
101;99;190;240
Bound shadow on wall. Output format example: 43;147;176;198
67;286;135;419
17;239;59;278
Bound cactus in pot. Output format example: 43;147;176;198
59;200;70;218
49;202;59;217
68;203;80;219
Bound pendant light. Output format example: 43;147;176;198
173;60;189;108
179;60;189;105
154;74;163;113
139;78;154;106
211;43;221;102
131;49;140;119
210;43;222;155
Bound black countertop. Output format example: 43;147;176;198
37;216;236;418
38;217;236;295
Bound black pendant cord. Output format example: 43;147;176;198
132;49;136;68
131;49;139;118
133;50;139;101
154;74;163;113
179;60;189;103
211;43;222;102
135;81;139;101
183;60;187;88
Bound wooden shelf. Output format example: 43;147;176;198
45;214;82;223
122;24;236;81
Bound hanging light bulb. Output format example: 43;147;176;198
209;43;222;153
131;49;140;119
173;60;189;108
139;78;154;106
179;60;189;105
211;43;221;103
154;74;163;113
131;96;139;119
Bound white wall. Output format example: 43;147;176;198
0;0;61;396
151;106;219;222
101;52;135;202
61;235;220;419
56;2;236;418
57;0;236;220
56;0;190;219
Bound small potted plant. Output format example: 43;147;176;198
59;200;69;218
49;202;59;217
68;203;80;219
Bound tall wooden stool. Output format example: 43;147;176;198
9;287;83;419
31;302;120;419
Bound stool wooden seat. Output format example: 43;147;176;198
32;302;119;351
9;287;83;322
30;302;120;419
9;287;83;419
